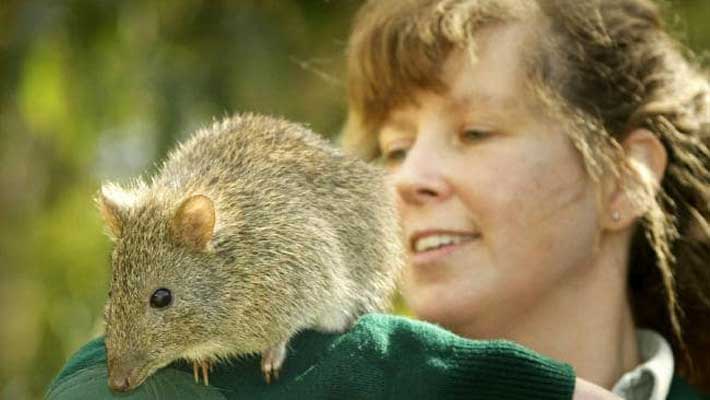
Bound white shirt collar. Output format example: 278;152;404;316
612;329;675;400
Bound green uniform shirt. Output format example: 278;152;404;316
45;313;705;400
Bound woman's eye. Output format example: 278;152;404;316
461;129;491;142
379;148;408;167
150;288;173;309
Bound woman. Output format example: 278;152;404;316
341;0;709;398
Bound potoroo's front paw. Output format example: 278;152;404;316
261;341;287;384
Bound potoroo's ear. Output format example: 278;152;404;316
97;184;133;241
171;194;215;251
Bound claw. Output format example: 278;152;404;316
202;361;209;386
192;360;212;386
264;369;272;385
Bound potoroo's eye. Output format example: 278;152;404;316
150;288;173;309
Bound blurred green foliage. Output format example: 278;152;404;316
0;1;707;398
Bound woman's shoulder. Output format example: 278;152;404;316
45;337;225;399
668;374;710;400
45;313;575;400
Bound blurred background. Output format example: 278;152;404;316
0;1;708;398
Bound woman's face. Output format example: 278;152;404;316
378;24;604;337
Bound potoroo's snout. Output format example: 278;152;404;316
108;373;131;392
106;351;150;392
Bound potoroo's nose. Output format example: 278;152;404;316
108;374;131;392
107;354;142;392
106;345;147;392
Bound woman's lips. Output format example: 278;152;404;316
409;231;481;265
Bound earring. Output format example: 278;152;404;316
611;211;621;222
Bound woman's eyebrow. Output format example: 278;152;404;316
451;92;525;117
383;117;416;134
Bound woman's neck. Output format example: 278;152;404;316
459;230;641;389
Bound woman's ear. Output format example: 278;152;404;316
601;128;668;231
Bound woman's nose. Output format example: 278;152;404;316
391;146;452;206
